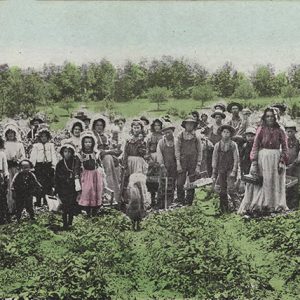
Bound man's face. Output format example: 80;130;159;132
231;106;240;115
221;129;231;139
215;115;223;123
185;122;195;132
286;129;296;138
163;129;174;140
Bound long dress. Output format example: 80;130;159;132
5;141;25;213
238;125;289;214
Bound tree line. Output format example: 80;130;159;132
1;57;300;117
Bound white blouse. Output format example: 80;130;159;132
4;141;25;161
0;151;9;177
30;142;57;167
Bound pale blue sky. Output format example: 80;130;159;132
1;0;300;73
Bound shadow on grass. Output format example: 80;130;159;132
148;109;167;112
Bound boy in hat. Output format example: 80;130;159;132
27;116;44;140
0;136;10;224
227;102;243;136
11;159;42;222
156;123;177;208
285;122;300;209
240;127;256;176
208;109;226;145
30;126;57;207
212;124;239;214
175;116;203;205
213;103;226;112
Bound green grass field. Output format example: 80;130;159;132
40;96;300;130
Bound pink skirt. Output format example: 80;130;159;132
78;169;104;207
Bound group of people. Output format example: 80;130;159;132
0;101;298;230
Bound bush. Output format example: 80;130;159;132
147;86;170;110
192;84;214;107
281;84;298;100
233;79;258;99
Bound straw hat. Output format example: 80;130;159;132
227;102;243;113
181;115;198;129
211;109;226;119
217;124;235;136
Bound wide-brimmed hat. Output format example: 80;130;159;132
161;122;175;132
285;121;297;132
19;159;34;169
217;124;235;136
227;102;243;113
29;116;44;126
213;103;226;112
181;116;198;129
114;116;126;124
211;109;226;119
140;116;150;125
245;127;257;135
74;111;91;122
232;135;245;145
272;103;287;113
59;142;76;157
242;108;252;115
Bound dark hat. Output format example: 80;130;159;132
217;124;235;136
284;121;297;132
232;135;245;145
74;111;91;122
140;116;150;125
19;159;33;169
181;116;198;129
272;103;287;113
211;109;226;119
213;103;226;112
227;102;243;113
30;117;44;125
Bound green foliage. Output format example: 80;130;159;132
60;97;75;116
147;86;170;110
211;62;238;97
281;84;298;100
288;64;300;90
192;84;215;107
233;78;258;100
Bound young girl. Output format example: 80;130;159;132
77;131;107;217
0;136;10;224
30;126;57;207
55;143;80;229
212;125;239;213
3;123;26;213
63;119;85;152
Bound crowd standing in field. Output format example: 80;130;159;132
0;101;299;230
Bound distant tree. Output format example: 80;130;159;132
147;86;170;111
281;84;298;101
192;84;214;107
60;97;75;116
211;62;238;97
288;64;300;90
233;79;257;100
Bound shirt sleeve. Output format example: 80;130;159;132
19;143;26;160
174;133;182;166
30;144;38;166
232;142;239;174
211;142;219;176
3;153;9;177
250;126;262;162
279;128;289;164
50;143;57;167
156;139;164;165
196;135;203;165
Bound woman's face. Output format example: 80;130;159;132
132;124;142;136
265;111;275;126
94;120;104;133
7;131;16;141
73;125;82;137
84;138;93;150
201;115;208;122
63;148;73;160
153;122;162;132
40;133;48;143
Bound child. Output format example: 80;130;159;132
212;125;239;213
0;136;10;224
240;127;256;176
55;143;80;229
30;126;57;207
175;116;203;205
156;123;177;208
77;131;107;217
11;159;42;222
126;173;147;231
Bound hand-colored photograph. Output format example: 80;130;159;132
0;1;299;299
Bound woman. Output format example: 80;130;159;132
91;115;122;204
238;107;289;216
63;119;85;151
3;123;26;213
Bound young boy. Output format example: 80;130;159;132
240;127;256;176
11;159;42;222
175;116;202;205
0;136;10;224
212;125;239;213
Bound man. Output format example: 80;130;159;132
227;102;243;136
27;116;44;140
175;116;202;205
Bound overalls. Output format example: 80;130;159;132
177;133;198;205
216;142;235;213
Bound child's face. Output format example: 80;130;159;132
221;129;231;139
73;125;82;137
94;120;104;132
163;129;174;140
245;133;255;142
132;124;142;136
7;131;15;141
40;133;48;143
118;120;124;129
21;162;31;172
153;122;161;132
201;115;208;122
185;122;195;132
63;148;73;160
286;129;296;138
84;138;93;150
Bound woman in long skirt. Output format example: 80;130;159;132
238;107;289;215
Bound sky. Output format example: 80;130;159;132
1;0;300;73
